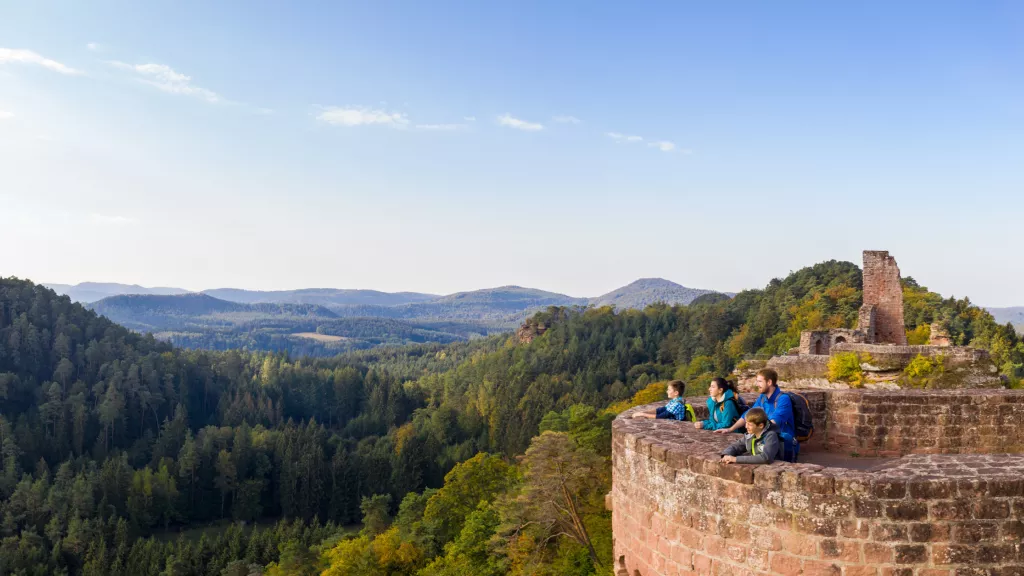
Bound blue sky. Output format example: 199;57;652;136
1;1;1023;305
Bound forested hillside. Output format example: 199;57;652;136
1;261;1019;575
88;293;496;357
202;288;439;307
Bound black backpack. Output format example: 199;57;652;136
785;391;814;443
729;393;749;415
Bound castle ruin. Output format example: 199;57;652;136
859;250;907;345
797;250;908;357
608;250;1021;576
768;250;998;388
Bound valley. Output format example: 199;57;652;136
50;279;727;355
3;256;1022;576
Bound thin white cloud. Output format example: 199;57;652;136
607;132;689;154
91;213;137;225
0;48;83;75
86;42;102;52
463;116;477;122
0;110;13;120
606;132;643;143
108;61;223;103
553;115;581;124
497;114;543;131
415;123;466;131
317;106;410;127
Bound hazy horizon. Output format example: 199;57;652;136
3;2;1023;306
37;275;719;301
29;261;1018;308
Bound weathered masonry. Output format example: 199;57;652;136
859;250;907;346
610;390;1024;576
772;250;1000;388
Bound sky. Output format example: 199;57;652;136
1;1;1023;305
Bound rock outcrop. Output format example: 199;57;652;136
515;318;547;344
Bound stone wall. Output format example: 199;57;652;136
832;343;991;368
859;251;907;345
767;355;831;381
825;389;1024;456
801;331;830;356
858;305;878;344
800;330;867;356
773;342;1000;389
611;390;1024;575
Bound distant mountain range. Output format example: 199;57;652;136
202;288;439;307
986;307;1024;333
49;279;725;355
47;279;722;309
45;282;189;304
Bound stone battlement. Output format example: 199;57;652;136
610;389;1024;575
831;343;990;367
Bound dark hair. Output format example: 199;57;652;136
745;407;768;426
710;377;733;393
756;368;778;387
667;380;686;395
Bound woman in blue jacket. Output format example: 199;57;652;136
695;377;740;431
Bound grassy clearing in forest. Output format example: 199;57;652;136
291;332;348;342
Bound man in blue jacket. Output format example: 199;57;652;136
715;368;797;460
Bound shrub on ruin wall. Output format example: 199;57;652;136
735;358;766;372
828;352;864;387
906;324;931;345
901;354;945;388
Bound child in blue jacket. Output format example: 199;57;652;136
632;380;696;421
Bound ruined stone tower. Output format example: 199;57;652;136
857;250;907;345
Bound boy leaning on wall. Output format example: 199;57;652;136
632;380;697;422
719;407;782;464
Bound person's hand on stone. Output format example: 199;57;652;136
721;455;736;464
713;428;730;434
694;421;704;429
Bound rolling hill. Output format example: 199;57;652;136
987;306;1024;333
87;292;495;354
45;281;189;303
203;287;438;306
78;279;729;354
589;278;724;309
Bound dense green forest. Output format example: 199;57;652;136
88;294;496;357
1;261;1020;575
